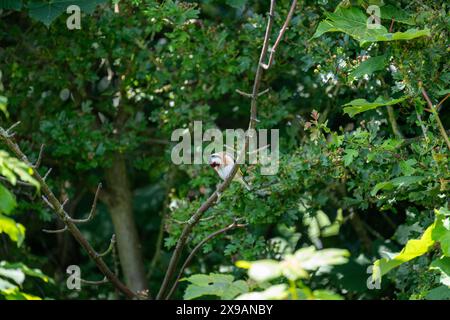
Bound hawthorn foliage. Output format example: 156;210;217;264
0;0;449;300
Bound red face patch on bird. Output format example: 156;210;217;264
210;162;220;168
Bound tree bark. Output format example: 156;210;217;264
103;153;147;293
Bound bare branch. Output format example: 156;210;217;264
235;88;270;98
436;93;449;111
156;0;297;300
260;0;298;70
165;220;247;299
235;89;253;98
33;144;45;168
0;126;137;299
98;234;116;258
42;196;55;210
420;83;450;150
80;276;108;285
69;183;101;224
42;226;68;234
5;121;21;137
43;168;52;181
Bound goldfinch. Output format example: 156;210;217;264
209;152;251;191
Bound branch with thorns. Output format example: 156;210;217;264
155;0;298;300
0;123;138;299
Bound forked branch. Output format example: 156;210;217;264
155;0;297;300
0;126;138;299
420;83;450;150
165;220;247;300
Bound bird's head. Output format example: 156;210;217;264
209;153;223;169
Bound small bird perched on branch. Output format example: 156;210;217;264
209;152;251;191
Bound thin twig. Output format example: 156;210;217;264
43;168;52;181
42;226;68;234
236;88;270;98
156;0;296;300
98;234;116;258
260;0;297;69
386;105;404;139
80;276;108;285
420;84;450;150
165;220;247;299
389;18;395;33
69;183;101;223
436;93;449;111
33;144;45;168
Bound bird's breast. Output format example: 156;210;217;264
217;165;233;180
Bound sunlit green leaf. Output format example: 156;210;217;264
343;96;408;117
0;261;51;283
236;284;288;300
0;183;17;215
312;7;429;45
0;214;25;246
0;267;25;285
430;257;450;287
371;176;425;196
0;95;8;117
348;55;387;80
431;209;450;256
372;221;435;282
183;273;248;300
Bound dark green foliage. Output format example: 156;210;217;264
0;0;448;300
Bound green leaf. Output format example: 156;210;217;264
348;55;387;80
431;210;450;256
0;150;40;190
0;96;8;118
0;183;17;215
399;159;417;176
379;5;415;25
375;28;431;42
183;273;248;300
294;247;350;271
430;257;450;287
343;149;358;166
236;284;288;300
312;289;344;300
372;221;435;282
425;286;450;300
371;176;425;196
0;267;25;285
437;89;450;96
343;96;408;117
312;7;429;45
0;277;16;291
0;261;51;283
247;260;282;282
0;0;22;10
226;0;246;10
0;214;25;247
27;0;107;27
1;287;42;300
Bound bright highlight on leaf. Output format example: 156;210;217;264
312;7;430;45
371;208;450;285
343;96;408;117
